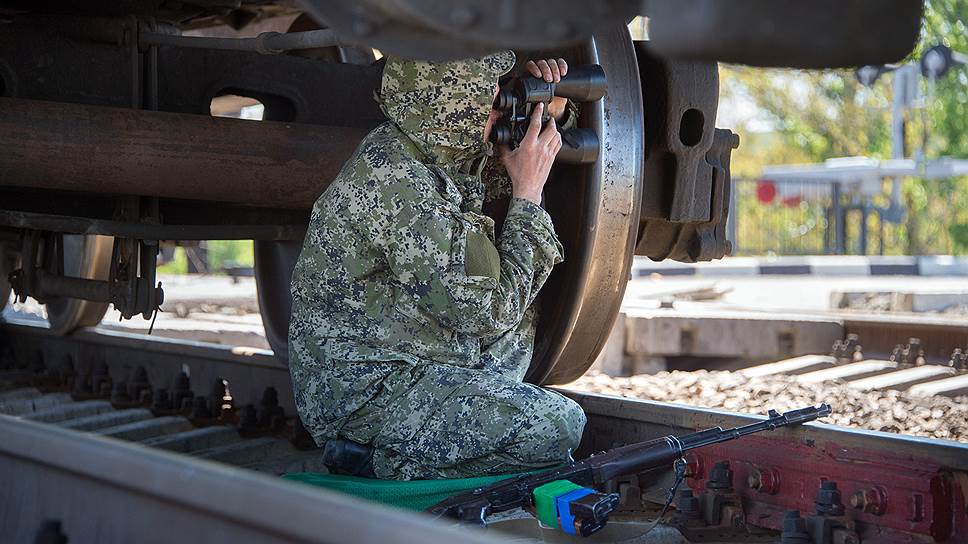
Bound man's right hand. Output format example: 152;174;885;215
499;103;563;205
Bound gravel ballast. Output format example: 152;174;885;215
567;370;968;443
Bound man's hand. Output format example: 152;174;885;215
500;102;562;205
525;58;568;121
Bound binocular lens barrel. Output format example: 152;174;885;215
552;65;607;102
556;128;600;165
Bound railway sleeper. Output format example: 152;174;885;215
59;407;154;432
3;322;968;541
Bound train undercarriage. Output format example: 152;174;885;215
2;1;958;543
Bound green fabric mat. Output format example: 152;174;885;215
283;472;524;511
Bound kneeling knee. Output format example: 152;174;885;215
515;391;586;462
555;396;586;452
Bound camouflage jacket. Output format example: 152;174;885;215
289;52;565;443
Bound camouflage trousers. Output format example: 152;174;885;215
336;306;587;480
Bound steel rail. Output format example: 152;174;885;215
0;415;498;544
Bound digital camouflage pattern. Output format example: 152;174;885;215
288;51;587;480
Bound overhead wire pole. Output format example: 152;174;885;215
890;65;917;217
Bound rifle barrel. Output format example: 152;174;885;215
680;403;831;452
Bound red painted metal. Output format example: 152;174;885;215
684;435;967;542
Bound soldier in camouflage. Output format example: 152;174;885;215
288;51;586;480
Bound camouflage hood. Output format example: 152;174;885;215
378;51;516;166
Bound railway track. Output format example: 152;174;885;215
739;345;968;398
2;317;968;543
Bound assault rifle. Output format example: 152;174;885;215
428;404;831;537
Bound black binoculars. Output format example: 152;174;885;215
490;64;606;165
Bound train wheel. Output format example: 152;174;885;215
254;240;303;360
44;235;113;334
526;25;644;385
0;244;14;313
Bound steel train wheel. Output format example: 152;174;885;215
44;235;113;334
0;246;14;313
254;240;303;360
526;26;644;385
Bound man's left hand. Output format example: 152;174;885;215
525;58;568;121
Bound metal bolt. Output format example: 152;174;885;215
239;404;258;432
815;480;845;516
262;386;279;407
31;350;45;374
190;396;211;419
151;387;170;411
748;467;780;495
684;454;703;479
111;381;129;404
73;371;91;395
707;461;733;490
58;356;75;386
849;490;865;510
851;486;888;516
780;510;810;543
908;493;924;521
677;489;702;520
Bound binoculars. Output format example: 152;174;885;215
490;64;606;165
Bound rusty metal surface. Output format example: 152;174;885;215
0;208;308;240
0;97;368;209
633;43;738;263
563;390;968;472
0;416;500;544
563;390;968;543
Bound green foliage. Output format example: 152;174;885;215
917;0;968;158
206;240;254;269
156;242;254;275
722;0;968;256
157;247;187;274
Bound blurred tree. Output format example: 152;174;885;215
721;0;968;255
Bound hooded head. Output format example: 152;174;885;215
378;51;516;166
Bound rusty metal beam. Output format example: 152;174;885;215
0;97;369;210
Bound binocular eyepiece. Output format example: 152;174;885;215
489;64;606;165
